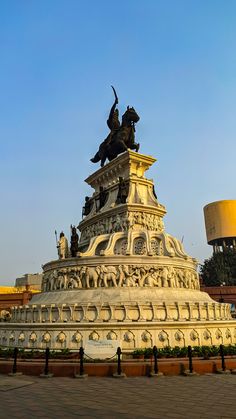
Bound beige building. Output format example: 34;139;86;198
15;273;42;291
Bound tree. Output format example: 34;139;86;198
200;249;236;286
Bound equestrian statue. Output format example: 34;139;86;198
90;87;140;167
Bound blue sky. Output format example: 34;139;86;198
0;0;236;284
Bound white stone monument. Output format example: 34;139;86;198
1;150;236;351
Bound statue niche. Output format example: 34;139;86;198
116;177;129;204
82;196;92;218
90;86;140;167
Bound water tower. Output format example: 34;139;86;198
204;200;236;253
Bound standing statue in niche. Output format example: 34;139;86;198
82;196;92;217
95;186;108;211
57;232;69;259
90;86;140;167
70;225;79;257
116;177;129;204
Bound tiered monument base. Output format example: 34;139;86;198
1;151;236;350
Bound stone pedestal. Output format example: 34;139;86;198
1;151;236;350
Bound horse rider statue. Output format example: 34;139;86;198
91;87;140;167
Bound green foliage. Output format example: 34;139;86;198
132;345;236;359
200;249;236;286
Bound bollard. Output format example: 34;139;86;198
8;347;22;376
188;345;193;374
149;346;163;377
79;346;84;376
183;345;197;375
113;347;126;378
12;347;18;374
40;347;53;378
74;347;88;379
153;346;158;374
219;344;226;371
216;344;230;374
117;347;122;375
44;347;50;375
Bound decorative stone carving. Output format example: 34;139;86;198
80;211;164;242
158;330;168;343
124;331;134;342
141;331;152;343
150;239;161;255
114;239;128;255
57;331;66;343
215;329;223;340
9;332;15;341
99;265;117;287
0;310;11;321
133;238;147;255
18;332;25;342
73;331;82;343
89;331;99;341
174;330;184;342
80;266;101;288
225;329;232;339
203;329;211;341
42;332;51;343
107;331;117;340
190;330;199;342
43;265;201;291
29;332;37;343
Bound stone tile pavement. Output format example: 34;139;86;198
0;374;236;418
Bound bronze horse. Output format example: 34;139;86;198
91;89;140;167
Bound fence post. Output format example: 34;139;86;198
74;347;88;379
215;344;230;374
153;346;158;374
13;347;18;374
79;346;84;376
113;347;126;378
150;346;163;377
8;347;22;376
40;347;53;378
117;347;121;375
183;345;197;376
220;344;226;371
44;347;50;375
188;345;193;373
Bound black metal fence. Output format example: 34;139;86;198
0;344;234;377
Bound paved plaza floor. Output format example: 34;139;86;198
0;374;236;418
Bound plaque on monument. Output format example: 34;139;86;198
85;340;120;360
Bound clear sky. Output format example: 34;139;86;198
0;0;236;285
